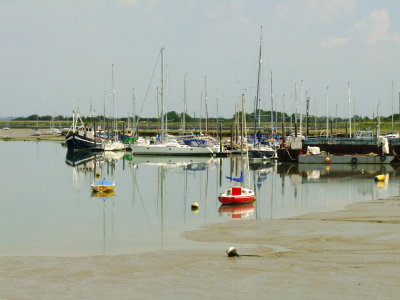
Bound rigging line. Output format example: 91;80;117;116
134;50;162;128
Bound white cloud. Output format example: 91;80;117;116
366;9;400;44
118;0;140;6
319;36;349;48
307;0;356;22
275;3;290;17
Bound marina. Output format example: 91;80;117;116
2;1;400;297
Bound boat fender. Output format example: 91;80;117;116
380;155;386;162
351;157;357;164
374;174;386;181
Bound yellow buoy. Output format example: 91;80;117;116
191;202;199;214
374;174;386;181
325;157;331;163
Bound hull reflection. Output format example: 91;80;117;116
218;202;255;219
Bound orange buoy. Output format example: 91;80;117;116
325;157;331;163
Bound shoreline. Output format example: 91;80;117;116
1;196;399;299
0;128;65;142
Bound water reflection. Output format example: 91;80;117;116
2;141;400;256
91;191;116;255
218;202;255;220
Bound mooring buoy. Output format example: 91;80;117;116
226;246;239;257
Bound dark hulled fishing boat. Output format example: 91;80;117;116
65;111;102;152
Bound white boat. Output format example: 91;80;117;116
102;140;125;151
130;48;213;156
131;139;213;156
47;116;61;135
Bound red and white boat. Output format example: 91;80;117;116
218;186;255;205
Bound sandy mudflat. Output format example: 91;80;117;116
0;197;399;299
0;128;64;141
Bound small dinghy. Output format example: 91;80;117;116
91;178;115;192
218;172;256;205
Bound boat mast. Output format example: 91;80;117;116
160;48;165;143
182;74;187;132
270;71;274;137
348;81;352;138
300;80;304;136
241;93;245;161
391;81;394;133
294;82;298;136
254;25;262;142
199;92;202;135
216;88;219;136
204;75;208;136
326;86;329;138
132;88;136;132
377;101;380;137
112;64;116;140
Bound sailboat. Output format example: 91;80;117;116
130;48;213;156
102;64;125;152
47;115;61;135
91;177;115;192
248;26;276;160
218;94;256;205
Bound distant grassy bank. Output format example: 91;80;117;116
0;120;397;138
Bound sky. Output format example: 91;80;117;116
0;0;399;119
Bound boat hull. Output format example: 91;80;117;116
91;185;115;192
218;194;256;205
298;154;394;164
248;148;276;159
130;144;213;156
65;133;101;151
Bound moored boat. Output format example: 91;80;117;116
298;153;394;164
65;111;102;151
91;178;115;192
218;185;256;205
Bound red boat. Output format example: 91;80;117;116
218;186;256;205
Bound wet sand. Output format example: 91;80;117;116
0;128;64;141
0;196;399;299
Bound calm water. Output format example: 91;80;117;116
1;141;399;257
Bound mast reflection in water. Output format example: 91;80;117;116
1;141;399;256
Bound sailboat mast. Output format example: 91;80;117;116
348;81;352;138
254;26;262;139
204;75;208;136
183;75;187;132
241;93;246;160
391;81;394;133
271;71;274;136
326;86;329;138
132;88;136;133
112;64;116;139
300;80;304;136
160;48;165;143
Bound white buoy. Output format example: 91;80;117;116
226;246;239;257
